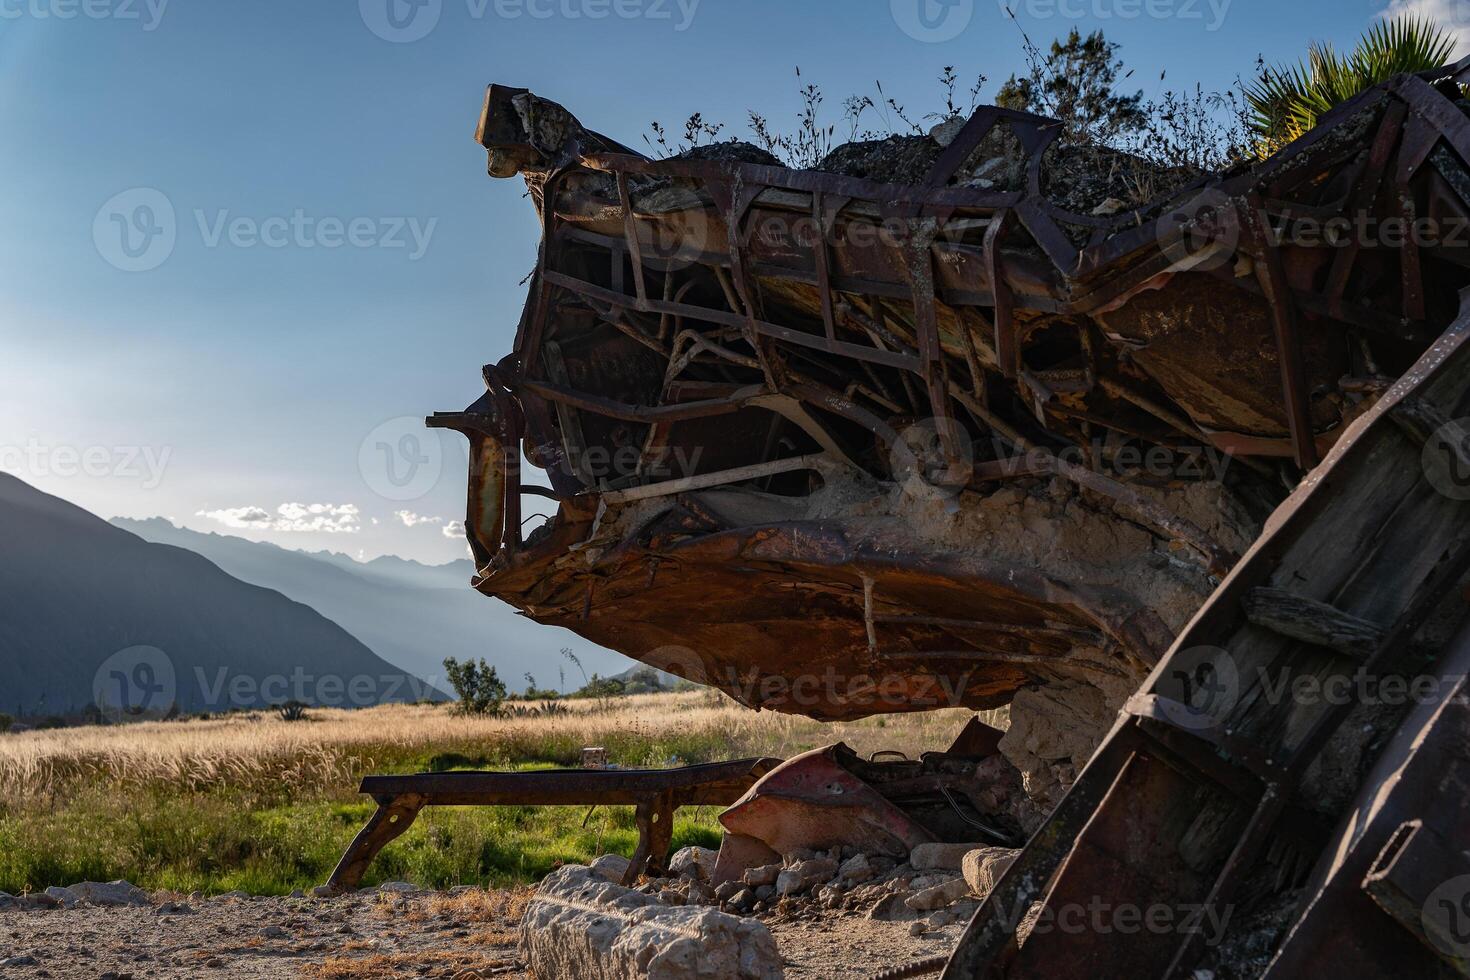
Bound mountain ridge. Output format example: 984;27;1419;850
0;474;441;716
111;515;631;694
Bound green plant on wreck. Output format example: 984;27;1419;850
1248;17;1458;155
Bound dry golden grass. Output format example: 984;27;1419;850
0;692;990;804
389;887;533;925
0;693;1000;895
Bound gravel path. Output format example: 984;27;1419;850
0;887;960;979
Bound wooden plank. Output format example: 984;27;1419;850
1243;588;1386;660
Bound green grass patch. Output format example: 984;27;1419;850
0;787;725;896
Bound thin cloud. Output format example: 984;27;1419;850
196;506;272;528
443;520;466;539
197;502;361;534
394;510;444;528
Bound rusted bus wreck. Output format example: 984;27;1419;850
434;54;1470;977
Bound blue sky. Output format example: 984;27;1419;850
0;0;1446;563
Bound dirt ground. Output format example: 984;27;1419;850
0;887;961;979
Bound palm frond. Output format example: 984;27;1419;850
1246;16;1457;156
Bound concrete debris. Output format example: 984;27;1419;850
909;842;986;873
41;881;151;908
521;865;784;979
904;876;972;912
775;858;839;897
590;853;633;883
928;115;967;148
668;846;718;883
741;864;782;888
867;893;922;923
376;881;418;894
960;848;1019;898
836;853;876;884
714;880;745;903
999;679;1134;810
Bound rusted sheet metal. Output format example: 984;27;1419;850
435;60;1470;725
721;745;938;859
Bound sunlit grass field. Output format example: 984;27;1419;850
0;692;982;896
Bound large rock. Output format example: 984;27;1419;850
521;865;783;979
837;853;875;884
909;842;984;872
669;846;718;883
999;681;1133;810
904;876;970;912
774;858;838;897
742;864;781;888
590;853;632;883
47;881;150;908
961;848;1019;898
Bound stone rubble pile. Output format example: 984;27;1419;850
0;880;153;910
618;841;1019;938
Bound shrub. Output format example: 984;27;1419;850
443;657;508;716
276;701;308;723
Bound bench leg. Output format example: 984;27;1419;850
622;790;676;886
324;794;424;895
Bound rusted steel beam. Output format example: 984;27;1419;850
1244;192;1320;470
981;211;1018;378
1325;102;1408;316
615;171;648;307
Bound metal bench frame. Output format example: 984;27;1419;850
324;757;780;894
